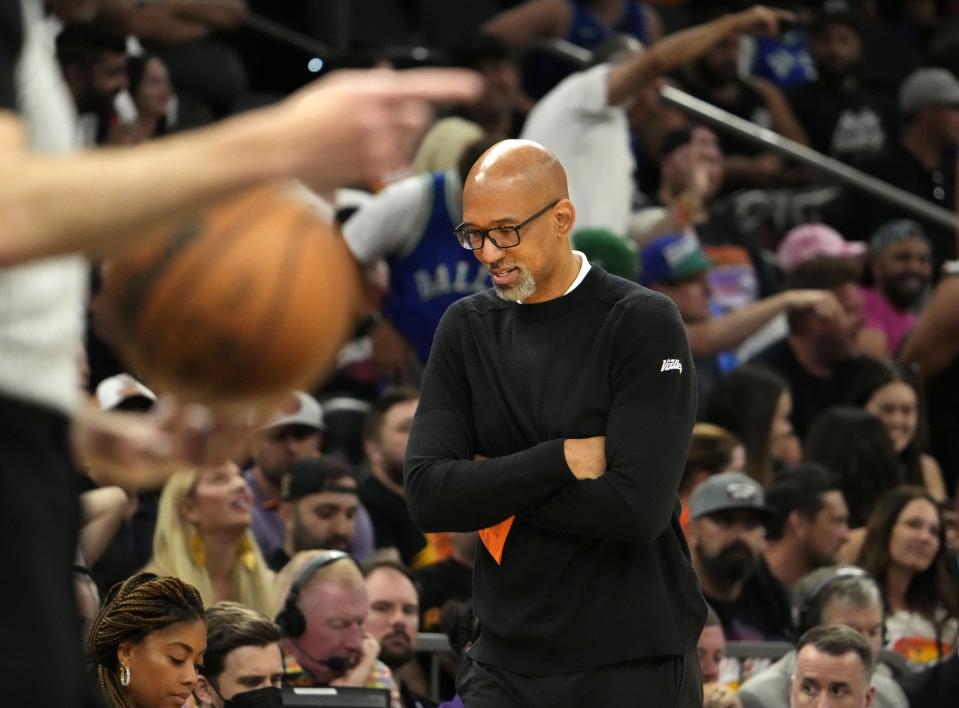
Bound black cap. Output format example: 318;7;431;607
457;32;513;68
280;458;356;501
56;21;127;54
809;0;862;37
659;127;695;160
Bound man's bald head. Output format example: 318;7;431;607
461;140;580;305
465;139;569;206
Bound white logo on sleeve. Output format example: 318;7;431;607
661;359;683;373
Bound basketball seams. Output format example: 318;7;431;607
138;188;279;361
219;203;315;394
167;202;299;399
105;185;361;403
112;221;203;340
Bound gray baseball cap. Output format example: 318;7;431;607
261;390;326;431
689;471;775;520
899;68;959;115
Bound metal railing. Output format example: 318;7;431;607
416;633;452;701
414;633;794;700
241;15;958;233
531;37;958;234
657;85;956;230
723;640;792;660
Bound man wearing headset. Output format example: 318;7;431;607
738;566;908;708
274;550;400;703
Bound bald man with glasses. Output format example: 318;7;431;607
405;139;704;706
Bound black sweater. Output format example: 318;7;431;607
405;266;705;674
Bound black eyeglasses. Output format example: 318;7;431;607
454;199;560;251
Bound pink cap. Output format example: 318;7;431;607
777;223;866;272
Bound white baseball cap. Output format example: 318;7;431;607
95;373;157;411
262;391;326;431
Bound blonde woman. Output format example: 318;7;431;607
145;461;274;616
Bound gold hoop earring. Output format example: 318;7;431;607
238;533;256;571
119;663;131;687
189;530;206;567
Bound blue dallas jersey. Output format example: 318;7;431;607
566;0;649;48
383;171;490;363
748;31;815;89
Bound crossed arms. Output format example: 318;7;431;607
405;295;696;543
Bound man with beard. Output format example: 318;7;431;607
358;387;436;569
405;140;704;706
364;561;436;708
825;67;959;272
749;225;887;438
245;393;374;565
859;220;933;358
55;21;128;145
687;471;774;641
751;465;851;641
246;391;327;560
787;1;896;165
270;457;360;572
641;230;844;411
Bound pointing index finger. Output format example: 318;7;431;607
336;68;484;105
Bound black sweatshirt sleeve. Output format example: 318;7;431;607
0;1;22;111
404;303;574;532
519;295;696;542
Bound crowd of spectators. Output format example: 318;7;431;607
20;0;959;706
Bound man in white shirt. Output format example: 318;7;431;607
521;4;793;236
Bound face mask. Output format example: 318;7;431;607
223;686;283;708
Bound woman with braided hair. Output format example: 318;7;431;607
88;573;206;708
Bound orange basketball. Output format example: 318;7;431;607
103;183;363;404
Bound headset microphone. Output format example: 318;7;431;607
274;550;362;677
289;639;352;674
322;656;349;672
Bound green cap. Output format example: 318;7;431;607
572;229;637;281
